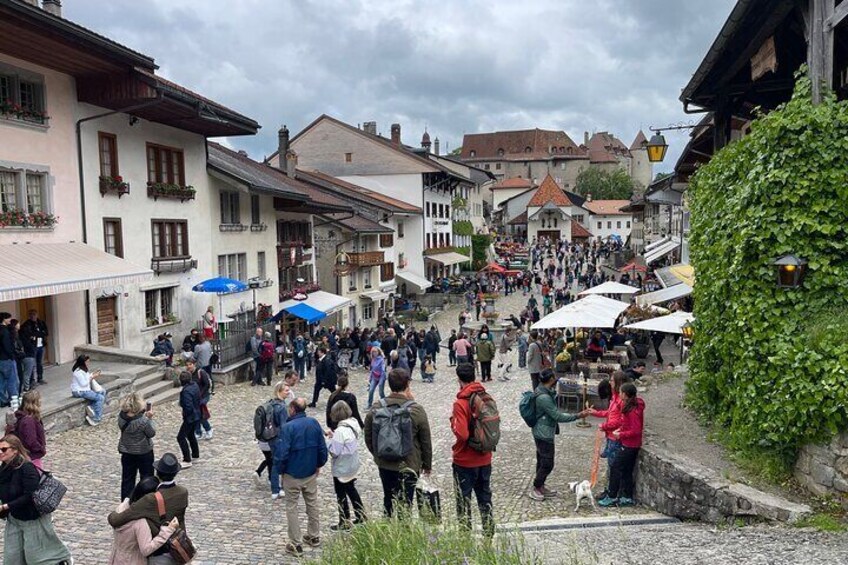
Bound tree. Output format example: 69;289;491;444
573;167;635;199
449;146;462;157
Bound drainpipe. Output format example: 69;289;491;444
75;93;165;344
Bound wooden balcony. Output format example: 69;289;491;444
349;251;385;267
277;244;304;268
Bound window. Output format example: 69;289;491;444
398;252;405;267
525;146;532;153
218;253;247;281
495;163;501;170
607;221;612;229
276;221;312;247
220;191;240;224
103;218;123;258
348;272;357;292
0;171;17;211
597;222;602;230
0;169;50;215
98;133;119;178
0;67;46;124
469;150;476;157
380;262;394;282
574;214;584;224
146;143;185;186
251;195;261;225
426;233;431;248
379;233;394;248
626;221;631;228
617;221;622;229
363;268;372;289
151;220;189;258
397;220;404;238
484;164;490;170
561;163;566;170
144;287;175;326
362;303;374;320
257;251;266;279
344;152;352;162
446;205;450;219
25;174;43;212
497;148;504;156
425;202;430;217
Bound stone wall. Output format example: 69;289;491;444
794;432;848;505
40;377;134;436
636;444;811;523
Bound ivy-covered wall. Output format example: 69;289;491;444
687;77;848;462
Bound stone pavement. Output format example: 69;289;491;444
0;289;638;564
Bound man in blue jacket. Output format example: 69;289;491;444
274;397;328;558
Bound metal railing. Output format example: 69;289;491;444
197;312;274;369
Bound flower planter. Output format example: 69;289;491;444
147;182;196;202
99;176;130;197
0;209;57;229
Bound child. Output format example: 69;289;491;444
422;355;436;383
327;400;366;530
598;382;644;507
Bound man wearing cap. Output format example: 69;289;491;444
108;452;189;564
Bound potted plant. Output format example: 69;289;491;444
99;175;130;196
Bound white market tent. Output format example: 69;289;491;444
578;281;641;296
636;283;693;307
532;294;630;330
624;311;694;334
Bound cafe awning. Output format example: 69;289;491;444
278;290;351;316
425;251;470;266
396;271;432;293
280;302;326;324
579;281;640;296
636;284;693;307
361;290;389;302
532;294;629;330
0;242;152;302
645;237;680;265
624;311;694;335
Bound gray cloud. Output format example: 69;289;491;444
66;0;736;169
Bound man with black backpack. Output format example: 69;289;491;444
364;368;432;517
450;363;498;537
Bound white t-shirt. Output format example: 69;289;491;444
71;368;93;393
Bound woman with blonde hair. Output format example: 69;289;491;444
5;390;46;471
117;391;156;501
0;435;72;564
367;347;387;406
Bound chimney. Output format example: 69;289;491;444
584;131;589;146
390;123;401;146
42;0;61;16
237;150;248;157
363;121;377;135
434;137;440;156
587;193;592;202
277;125;289;170
285;150;298;177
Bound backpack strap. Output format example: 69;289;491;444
400;400;416;410
154;491;167;521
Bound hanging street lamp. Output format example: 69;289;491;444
646;132;669;163
772;254;808;288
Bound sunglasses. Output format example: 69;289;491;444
0;447;11;453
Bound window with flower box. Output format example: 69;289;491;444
0;65;47;125
144;286;176;327
146;143;185;186
0;168;54;228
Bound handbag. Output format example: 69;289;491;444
200;403;211;421
154;492;197;564
415;474;441;523
32;471;67;516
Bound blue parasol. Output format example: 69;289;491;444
192;277;249;326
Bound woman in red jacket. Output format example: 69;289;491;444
599;382;644;507
589;372;628;499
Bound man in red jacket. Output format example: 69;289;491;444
450;363;494;537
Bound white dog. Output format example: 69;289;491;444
568;480;596;511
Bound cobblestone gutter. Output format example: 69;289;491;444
635;444;811;523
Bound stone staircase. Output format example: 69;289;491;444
131;365;181;408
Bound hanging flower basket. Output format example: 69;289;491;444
100;175;130;197
147;182;196;202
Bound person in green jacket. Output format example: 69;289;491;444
529;368;587;501
475;333;496;382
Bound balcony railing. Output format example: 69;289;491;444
349;251;385;267
219;223;248;232
151;257;197;274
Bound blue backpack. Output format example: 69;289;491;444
519;390;542;427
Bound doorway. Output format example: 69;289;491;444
537;230;561;241
348;305;357;328
96;296;118;347
19;296;51;364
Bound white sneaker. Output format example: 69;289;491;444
86;406;95;418
181;461;193;469
204;428;214;440
271;492;281;500
85;415;98;426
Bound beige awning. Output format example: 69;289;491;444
396;271;432;292
0;242;153;302
426;251;470;266
360;290;389;302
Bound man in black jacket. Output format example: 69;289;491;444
309;346;337;408
0;313;17;408
20;310;48;384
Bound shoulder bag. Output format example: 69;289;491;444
154;491;197;564
32;470;67;516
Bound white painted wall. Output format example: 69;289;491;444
493;187;530;210
589;213;633;240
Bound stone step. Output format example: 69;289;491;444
136;379;176;399
142;385;181;408
132;370;170;390
499;512;679;534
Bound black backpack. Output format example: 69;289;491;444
253;401;279;441
371;400;415;461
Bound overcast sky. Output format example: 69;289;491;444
67;0;736;172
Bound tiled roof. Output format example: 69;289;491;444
584;132;631;163
583;200;632;216
492;177;533;190
507;211;528;225
572;222;593;239
630;131;648;151
296;169;422;214
461;129;585;161
329;214;394;234
528;175;573;207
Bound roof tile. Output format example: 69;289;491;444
528;175;573;207
461;129;586;160
583;200;632;216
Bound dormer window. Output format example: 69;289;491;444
524;146;532;153
469;150;476;157
497;148;504;156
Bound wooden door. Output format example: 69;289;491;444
537;230;561;241
19;297;50;363
96;297;118;347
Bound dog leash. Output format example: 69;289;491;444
589;427;603;488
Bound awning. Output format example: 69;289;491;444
278;290;351;316
669;264;695;287
0;242;152;302
624;311;694;334
532;294;630;330
281;303;326;324
396;271;432;293
579;281;640;296
644;236;671;252
636;284;693;306
426;252;470;266
361;290;389;302
645;237;680;265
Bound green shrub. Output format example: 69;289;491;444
687;73;848;465
453;220;474;236
310;515;542;565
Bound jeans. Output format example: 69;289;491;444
479;361;492;381
294;357;306;380
20;357;36;391
456;355;468;365
518;349;527;368
177;420;200;462
35;346;45;381
378;467;417;517
120;451;154;501
283;473;320;544
449;350;456;366
72;389;105;420
333;477;365;523
194;396;212;436
453;463;494;537
533;438;555;489
0;359;18;405
367;376;385;407
608;446;640;499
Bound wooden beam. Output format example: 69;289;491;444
824;0;848;30
810;0;827;103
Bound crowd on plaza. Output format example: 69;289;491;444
0;235;660;563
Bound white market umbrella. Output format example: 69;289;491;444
579;281;640;296
624;311;694;335
532;294;630;330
